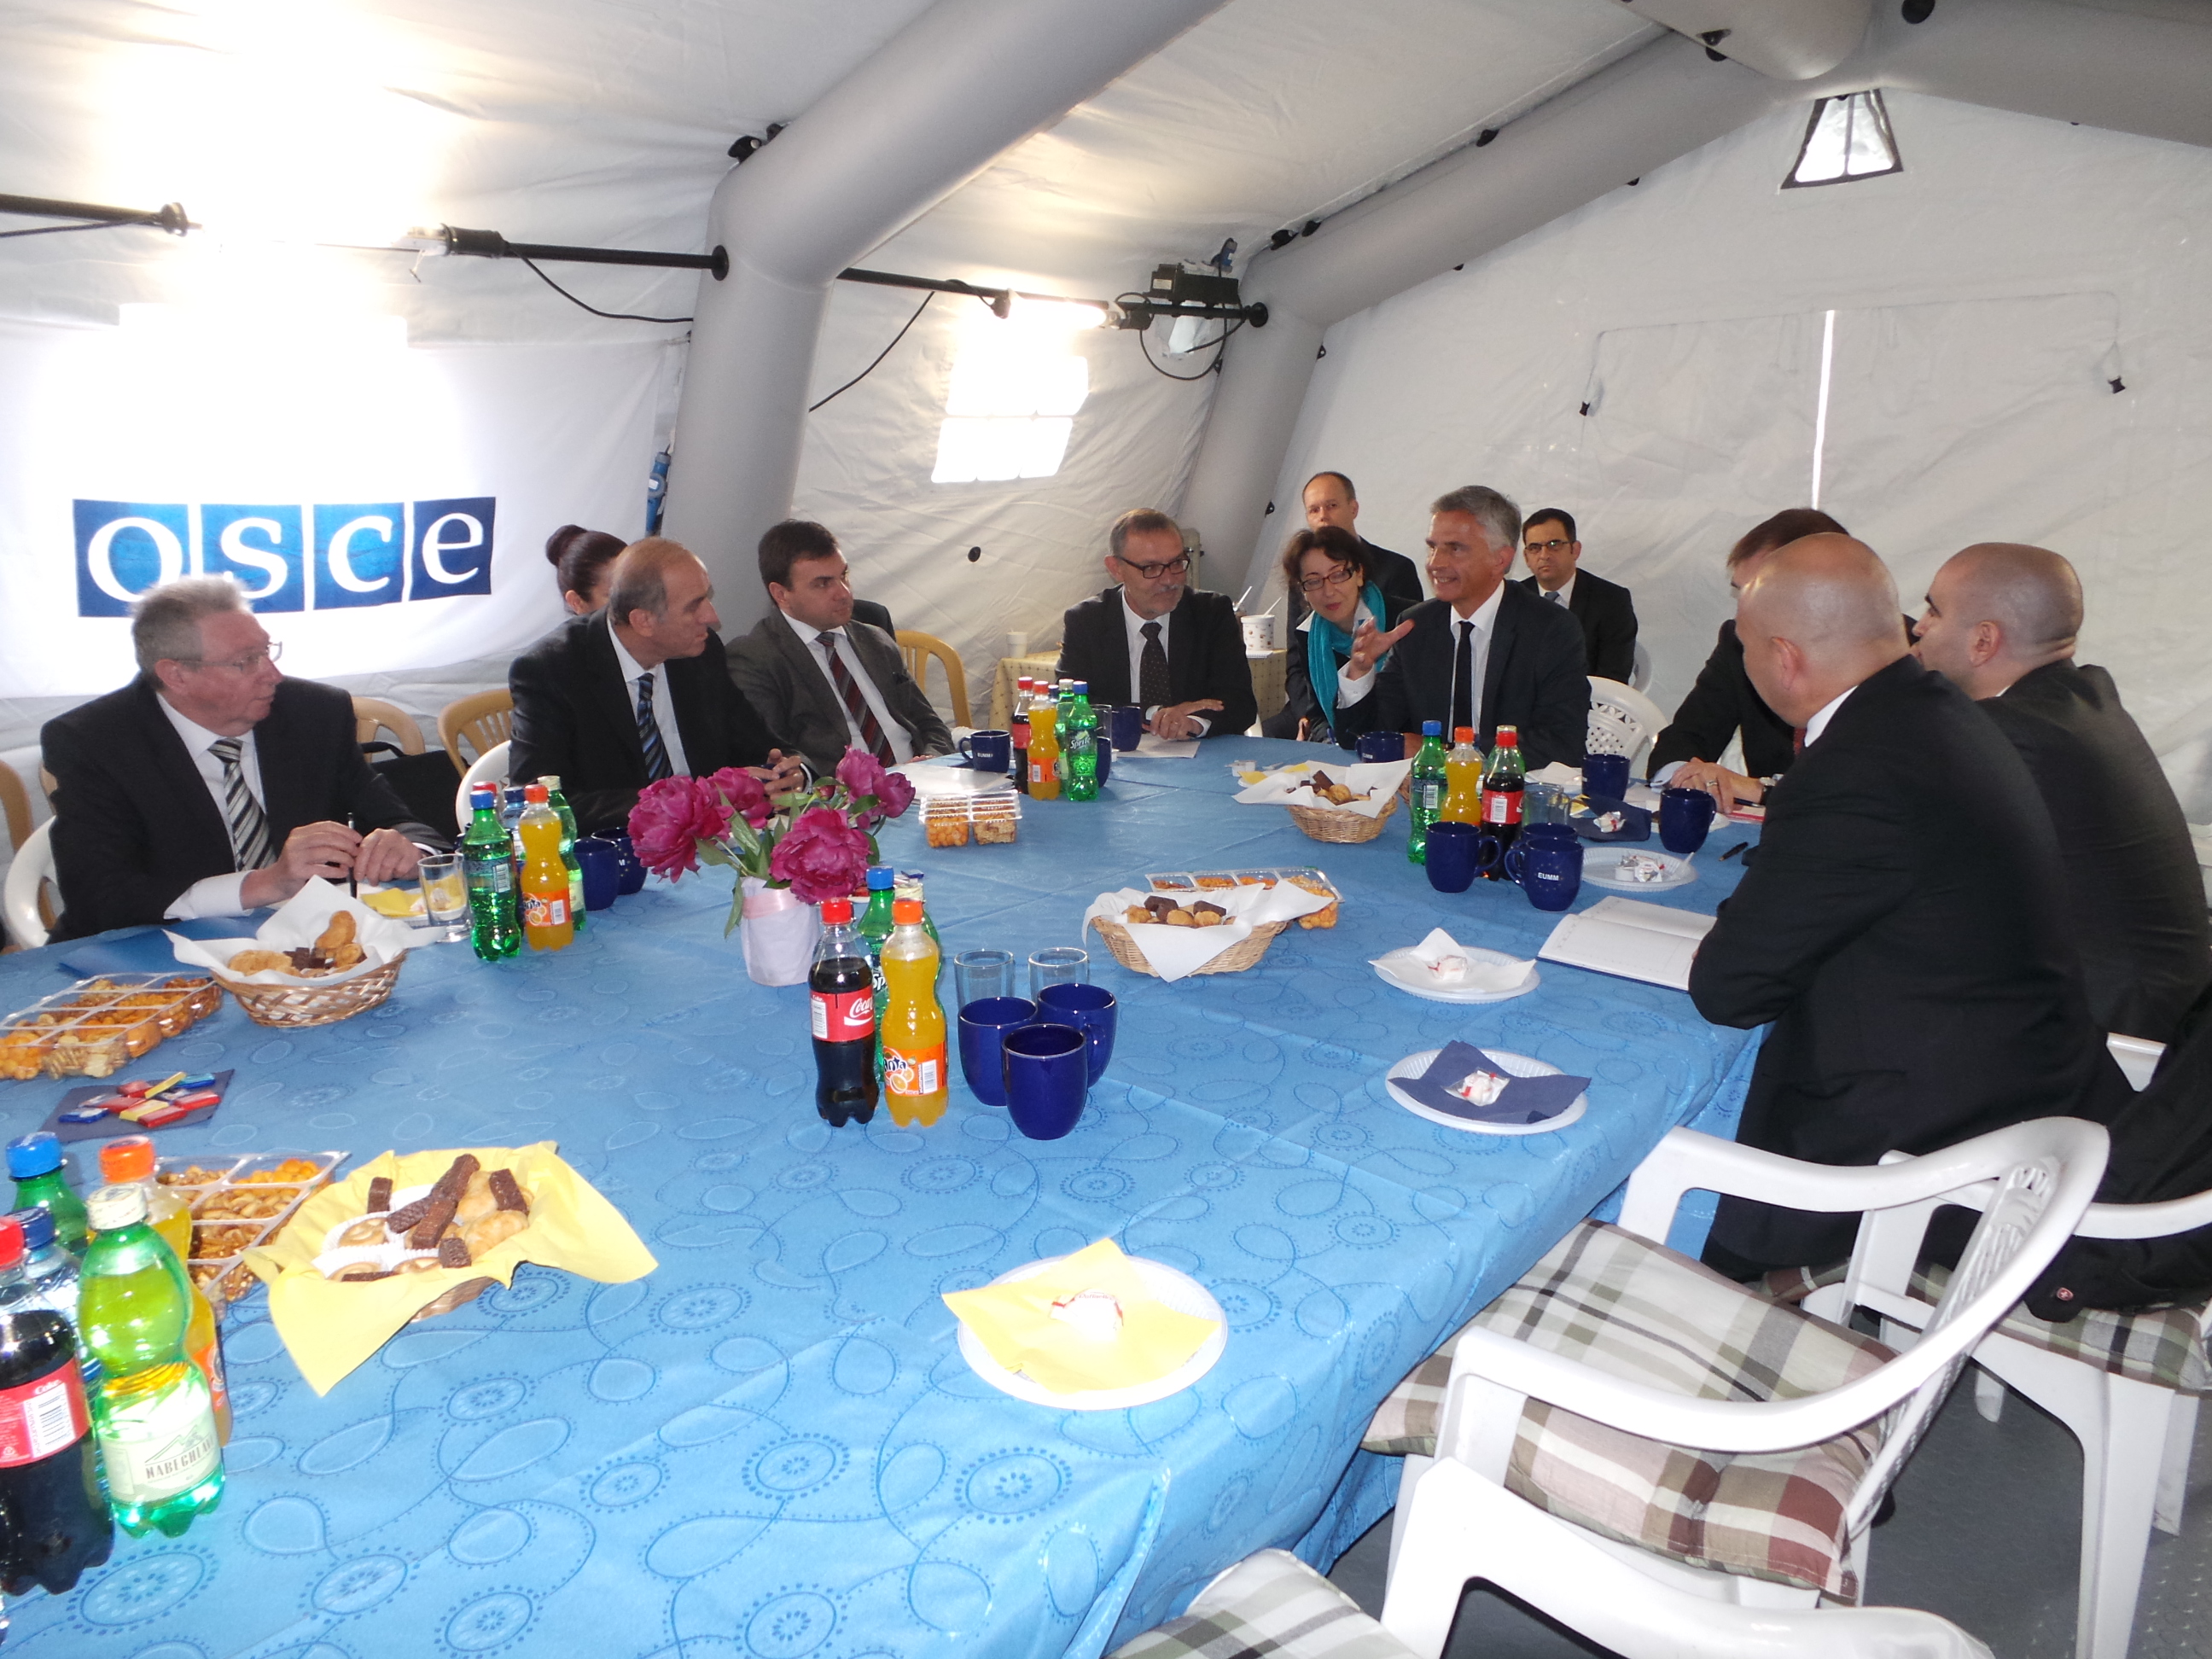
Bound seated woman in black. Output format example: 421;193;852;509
1262;525;1411;748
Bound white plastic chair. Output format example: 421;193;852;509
1377;1119;2108;1659
1630;638;1653;693
452;740;510;830
1587;676;1667;773
3;820;56;949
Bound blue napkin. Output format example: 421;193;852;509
55;917;249;980
43;1070;235;1144
1398;1041;1587;1125
1571;800;1652;842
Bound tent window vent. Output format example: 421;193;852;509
1784;90;1902;189
932;310;1091;485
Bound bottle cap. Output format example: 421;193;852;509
1497;725;1520;745
525;783;550;804
1072;682;1087;695
99;1135;156;1183
1421;720;1442;736
866;865;895;891
0;1217;21;1271
6;1131;61;1179
893;899;923;924
84;1185;148;1231
1453;726;1474;743
820;898;853;923
469;784;497;809
9;1207;54;1252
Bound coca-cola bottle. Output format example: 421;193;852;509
0;1214;111;1596
811;898;879;1127
1478;723;1527;881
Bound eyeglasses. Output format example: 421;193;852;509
178;643;282;674
1523;538;1573;554
1115;553;1190;580
1296;565;1359;597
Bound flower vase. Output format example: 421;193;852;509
739;876;818;986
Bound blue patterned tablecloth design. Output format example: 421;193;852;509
4;741;1761;1659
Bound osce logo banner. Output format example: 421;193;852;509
73;498;497;616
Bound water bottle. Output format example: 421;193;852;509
7;1135;86;1258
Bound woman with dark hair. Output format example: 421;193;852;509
545;525;626;615
1262;524;1411;747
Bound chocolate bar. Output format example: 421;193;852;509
437;1234;472;1269
487;1168;529;1214
366;1176;393;1214
386;1196;434;1234
430;1154;480;1201
337;1265;391;1282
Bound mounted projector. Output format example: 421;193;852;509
1112;264;1266;331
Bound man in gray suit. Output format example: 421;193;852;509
729;520;954;775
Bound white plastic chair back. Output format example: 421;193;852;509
2106;1033;2164;1091
1586;677;1667;772
453;741;511;830
1629;639;1653;692
3;819;56;949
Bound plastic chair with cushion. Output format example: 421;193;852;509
3;820;57;950
352;696;426;754
1107;1550;1419;1659
1365;1118;2108;1659
896;631;971;728
1587;676;1667;775
438;690;514;773
452;742;510;832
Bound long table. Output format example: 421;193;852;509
8;740;1759;1659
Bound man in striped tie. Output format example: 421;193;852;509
41;577;437;940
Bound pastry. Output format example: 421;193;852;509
226;949;290;975
461;1209;527;1255
313;911;357;956
338;1219;386;1247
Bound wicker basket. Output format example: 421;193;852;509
410;1276;495;1322
1289;792;1399;844
1086;916;1289;977
214;952;407;1028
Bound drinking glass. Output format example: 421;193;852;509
418;853;470;943
1523;781;1566;825
1028;946;1090;1000
954;949;1016;1006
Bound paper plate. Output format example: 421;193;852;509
1385;1048;1588;1136
956;1254;1228;1411
1371;951;1540;1005
1582;846;1697;891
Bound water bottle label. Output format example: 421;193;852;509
1481;789;1522;825
94;1365;219;1503
0;1358;89;1467
883;1045;945;1097
812;988;875;1042
522;894;569;928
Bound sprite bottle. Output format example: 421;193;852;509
1408;720;1447;865
463;784;522;960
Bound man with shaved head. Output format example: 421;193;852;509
1914;543;2208;1041
1691;534;2122;1278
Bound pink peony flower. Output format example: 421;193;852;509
871;765;914;820
834;748;888;801
708;766;772;830
627;776;730;880
770;805;874;904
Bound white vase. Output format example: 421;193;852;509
739;877;819;986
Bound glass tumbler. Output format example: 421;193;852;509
1027;946;1090;1000
418;853;471;943
953;949;1016;1007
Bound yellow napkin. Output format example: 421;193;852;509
941;1237;1220;1394
242;1142;657;1395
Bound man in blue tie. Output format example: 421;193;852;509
509;538;806;833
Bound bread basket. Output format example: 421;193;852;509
213;953;406;1028
1288;791;1398;844
1086;916;1289;976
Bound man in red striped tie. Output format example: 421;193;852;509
730;521;955;777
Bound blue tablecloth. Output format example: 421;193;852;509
7;741;1761;1659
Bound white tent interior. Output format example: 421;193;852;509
3;0;2210;831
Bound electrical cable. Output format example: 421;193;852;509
808;291;936;412
1129;301;1243;381
521;257;692;324
0;220;131;241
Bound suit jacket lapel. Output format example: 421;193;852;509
783;618;847;736
1095;591;1135;706
1481;591;1518;729
588;620;650;775
137;683;236;862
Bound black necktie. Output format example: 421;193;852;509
1138;621;1172;711
1450;620;1475;735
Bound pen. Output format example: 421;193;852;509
348;812;358;896
1720;841;1749;863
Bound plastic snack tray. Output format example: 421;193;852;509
0;975;224;1081
921;788;1022;847
157;1150;347;1313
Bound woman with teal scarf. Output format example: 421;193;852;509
1263;525;1415;748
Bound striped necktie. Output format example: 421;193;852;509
1545;590;1564;605
636;674;673;781
207;736;273;871
818;632;894;764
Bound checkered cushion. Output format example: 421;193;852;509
1363;1221;1895;1599
1107;1550;1417;1659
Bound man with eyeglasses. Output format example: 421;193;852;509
41;575;439;940
1514;508;1639;684
1296;472;1424;619
1056;509;1257;742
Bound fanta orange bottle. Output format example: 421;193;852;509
879;899;947;1126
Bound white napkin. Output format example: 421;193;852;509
169;882;416;987
1235;758;1410;819
1133;733;1200;759
1528;761;1582;791
1085;882;1332;981
1371;927;1535;994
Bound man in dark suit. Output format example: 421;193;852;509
42;577;435;940
1650;508;1847;805
1056;509;1256;740
509;538;806;833
1336;486;1589;771
1691;535;2125;1277
729;520;953;776
1296;472;1424;618
1516;508;1638;684
1912;543;2209;1043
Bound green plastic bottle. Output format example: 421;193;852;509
858;866;899;1069
1065;682;1100;801
463;784;522;960
77;1185;224;1538
8;1132;88;1257
1408;720;1447;865
538;775;587;933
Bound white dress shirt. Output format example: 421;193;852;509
1537;572;1577;610
1802;684;1855;747
158;696;262;920
1337;580;1505;731
783;608;914;764
1121;590;1209;736
611;614;692;779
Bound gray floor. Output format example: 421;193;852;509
1330;1377;2212;1658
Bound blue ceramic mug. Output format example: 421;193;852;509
609;833;648;895
1517;839;1585;912
1108;705;1144;751
575;836;621;911
1003;1023;1090;1139
1357;731;1404;764
1094;738;1112;786
1426;822;1481;893
1583;753;1631;800
1660;787;1718;855
1039;981;1116;1084
1502;823;1577;884
959;730;1011;771
958;996;1038;1106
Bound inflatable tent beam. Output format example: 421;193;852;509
663;0;1230;629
